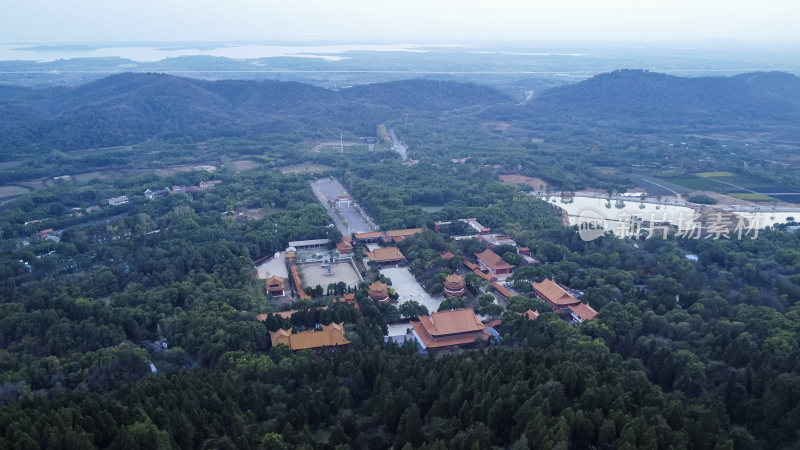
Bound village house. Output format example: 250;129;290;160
107;195;129;206
531;278;581;313
198;180;222;189
410;308;492;352
268;323;350;353
144;188;170;200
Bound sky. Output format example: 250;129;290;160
1;0;799;44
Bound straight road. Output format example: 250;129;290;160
389;128;407;160
310;178;378;235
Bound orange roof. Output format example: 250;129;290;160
385;228;423;238
255;313;268;321
417;308;485;336
440;251;455;260
354;231;383;239
521;309;540;320
463;259;478;270
290;264;310;300
366;246;405;262
411;308;489;348
266;275;284;285
336;237;354;253
475;249;515;271
474;268;496;281
484;319;502;328
445;273;464;284
269;322;350;350
491;281;513;298
569;303;599;321
368;281;389;301
531;279;579;306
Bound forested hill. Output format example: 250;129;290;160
0;74;508;153
527;69;800;126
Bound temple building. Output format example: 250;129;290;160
365;246;406;267
384;228;423;243
354;231;383;243
531;278;581;313
368;281;390;302
265;275;285;297
569;303;599;323
443;274;466;297
474;249;515;278
336;236;353;254
410;308;491;351
268;323;350;353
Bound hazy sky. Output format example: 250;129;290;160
2;0;798;44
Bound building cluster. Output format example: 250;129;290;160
145;180;222;199
532;278;598;323
268;323;350;354
258;217;599;356
353;228;422;244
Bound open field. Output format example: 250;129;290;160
230;159;260;170
696;171;736;178
499;174;549;191
666;171;795;203
280;163;334;174
666;176;726;192
728;193;777;202
154;164;216;176
74;171;120;183
0;185;31;199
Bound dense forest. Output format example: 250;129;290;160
1;72;800;448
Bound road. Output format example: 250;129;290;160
389;128;407;160
310;178;378;235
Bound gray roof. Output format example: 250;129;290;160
288;239;330;247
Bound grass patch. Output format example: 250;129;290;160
74;171;114;183
0;185;31;199
696;171;735;178
666;177;723;191
728;193;777;202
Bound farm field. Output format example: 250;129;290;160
664;171;798;203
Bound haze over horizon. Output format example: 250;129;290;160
2;0;799;45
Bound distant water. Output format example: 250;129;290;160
0;42;442;62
